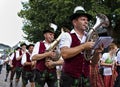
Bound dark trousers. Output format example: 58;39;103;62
6;64;11;73
15;67;23;79
10;67;16;81
60;72;91;87
114;66;120;87
22;70;35;85
34;69;58;87
0;65;3;74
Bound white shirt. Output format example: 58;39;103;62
16;50;26;59
21;52;31;65
117;50;120;64
101;53;117;75
59;29;87;49
9;52;15;60
30;40;52;60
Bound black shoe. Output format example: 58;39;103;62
10;82;13;87
4;79;7;82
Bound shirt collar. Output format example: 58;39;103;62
70;29;87;43
71;29;87;36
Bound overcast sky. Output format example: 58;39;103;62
0;0;28;47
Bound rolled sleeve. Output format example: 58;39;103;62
59;32;71;49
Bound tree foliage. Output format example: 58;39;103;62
18;0;120;44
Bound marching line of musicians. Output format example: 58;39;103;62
1;34;120;87
1;5;120;87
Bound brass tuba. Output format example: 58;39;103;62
84;13;109;61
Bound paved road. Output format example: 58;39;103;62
0;65;27;87
0;65;48;87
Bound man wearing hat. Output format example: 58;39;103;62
59;6;103;87
15;43;27;86
21;44;35;87
31;26;63;87
9;47;21;87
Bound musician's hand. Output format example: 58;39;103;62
31;61;35;66
31;61;36;69
83;42;95;50
45;60;55;69
46;51;56;58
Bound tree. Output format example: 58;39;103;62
18;0;120;44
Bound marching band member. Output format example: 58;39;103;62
31;27;63;87
21;44;35;87
9;47;21;87
59;6;103;87
15;43;27;87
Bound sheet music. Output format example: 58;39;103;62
93;36;113;49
